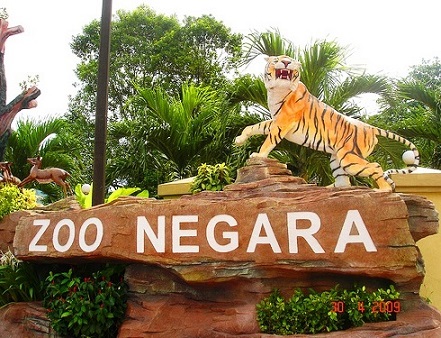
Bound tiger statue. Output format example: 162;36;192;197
235;55;420;191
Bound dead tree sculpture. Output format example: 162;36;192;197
18;157;71;196
0;17;40;161
0;161;20;185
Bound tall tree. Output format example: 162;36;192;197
69;5;242;119
64;6;243;192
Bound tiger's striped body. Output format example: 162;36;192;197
235;55;419;190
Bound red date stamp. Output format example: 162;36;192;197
331;300;401;314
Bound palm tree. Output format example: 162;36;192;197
368;58;441;169
395;80;441;168
107;83;242;192
4;118;80;202
234;29;390;185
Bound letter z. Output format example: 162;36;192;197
29;219;50;252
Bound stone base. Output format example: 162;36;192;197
2;285;439;337
1;158;440;337
0;302;57;337
119;264;441;338
235;157;306;184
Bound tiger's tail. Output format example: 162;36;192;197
377;129;420;189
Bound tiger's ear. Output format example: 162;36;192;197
264;56;269;62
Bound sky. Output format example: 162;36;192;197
1;0;440;123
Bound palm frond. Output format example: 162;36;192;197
398;80;441;114
241;29;295;66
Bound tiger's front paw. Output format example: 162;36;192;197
235;135;247;146
250;152;266;158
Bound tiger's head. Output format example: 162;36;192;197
264;55;301;92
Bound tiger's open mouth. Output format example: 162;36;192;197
275;69;293;80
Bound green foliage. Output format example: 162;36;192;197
0;185;36;220
74;184;93;209
43;266;128;338
124;83;236;181
0;250;44;306
190;163;233;193
371;57;441;169
66;6;243;191
5;118;80;203
74;184;149;208
70;5;242;116
256;285;400;335
106;187;149;203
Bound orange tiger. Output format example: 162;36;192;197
235;55;420;190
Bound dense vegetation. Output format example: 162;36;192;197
2;5;440;198
256;286;400;334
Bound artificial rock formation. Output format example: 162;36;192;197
1;158;441;337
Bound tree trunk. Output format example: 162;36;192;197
0;19;40;160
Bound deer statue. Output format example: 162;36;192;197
0;161;21;185
18;157;72;196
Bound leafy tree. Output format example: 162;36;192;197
70;5;242;119
408;57;441;90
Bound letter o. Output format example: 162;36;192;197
79;218;104;252
53;219;75;252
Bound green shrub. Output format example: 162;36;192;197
43;266;128;338
0;250;43;306
0;185;36;219
256;285;400;335
74;184;149;208
190;163;233;193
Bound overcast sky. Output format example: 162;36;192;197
2;0;440;123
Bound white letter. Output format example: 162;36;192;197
206;214;238;252
78;218;103;252
52;219;75;252
29;219;50;252
136;216;165;253
334;210;377;253
287;212;325;253
247;213;281;253
172;215;199;253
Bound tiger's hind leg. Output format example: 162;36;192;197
235;120;274;146
337;152;393;191
329;154;351;187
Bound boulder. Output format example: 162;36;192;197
1;158;440;337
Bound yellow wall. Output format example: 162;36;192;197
392;171;441;310
157;177;194;199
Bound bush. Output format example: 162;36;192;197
74;184;149;208
0;185;36;219
190;163;233;193
256;285;400;335
0;250;43;306
43;265;128;338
